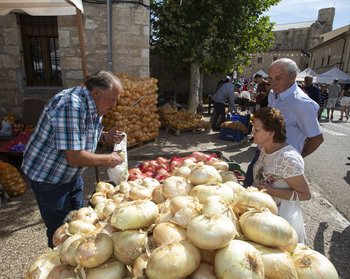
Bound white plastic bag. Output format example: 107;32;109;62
107;133;129;185
279;191;306;244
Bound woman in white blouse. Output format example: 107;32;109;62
252;107;311;203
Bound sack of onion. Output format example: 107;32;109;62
0;161;26;196
25;153;339;279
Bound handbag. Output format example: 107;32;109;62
279;191;306;244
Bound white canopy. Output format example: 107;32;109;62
253;69;269;78
296;67;318;82
315;67;350;84
0;0;83;16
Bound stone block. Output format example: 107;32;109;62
59;30;71;48
4;29;18;46
0;55;20;69
61;57;82;70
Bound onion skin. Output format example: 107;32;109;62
68;220;96;235
188;263;217;279
25;250;61;279
46;264;76;279
52;223;71;247
187;214;237;250
74;233;114;268
85;260;126;279
153;222;188;245
240;209;293;248
162;176;193;199
279;226;298;253
132;253;149;277
214;239;264;279
146;241;201;279
291;244;339;279
189;165;222;186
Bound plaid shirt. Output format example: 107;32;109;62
22;86;103;184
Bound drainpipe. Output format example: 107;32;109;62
107;0;113;71
339;34;347;71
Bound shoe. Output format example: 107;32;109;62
348;157;350;160
339;118;343;121
326;117;329;120
331;115;333;120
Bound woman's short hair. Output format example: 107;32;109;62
254;107;286;143
85;70;121;92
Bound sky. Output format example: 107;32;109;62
264;0;350;30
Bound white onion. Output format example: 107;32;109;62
240;209;293;248
74;233;114;268
153;222;188;245
25;250;61;279
89;192;107;207
200;249;216;265
65;237;84;267
111;230;147;265
68;220;96;235
187;214;237;250
189;165;222;186
146;241;201;279
106;187;121;199
46;264;76;279
128;179;142;187
181;158;197;168
141;177;160;189
52;223;71;247
94;201;107;220
224;181;246;194
95;181;114;193
249;241;298;279
154;210;173;224
190;183;234;203
172;166;192;179
102;199;117;219
129;185;152;200
111;193;128;205
237;186;278;215
219;170;238;183
212;161;229;171
85;260;126;279
119;181;132;194
59;234;82;264
171;200;202;228
97;222;118;236
279;226;298;253
75;207;99;224
162;176;193;199
152;186;166;204
132;253;149;278
188;263;217;279
291;244;338;279
202;195;235;219
111;200;159;230
169;196;196;216
215;239;264;279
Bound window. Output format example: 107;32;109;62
327;55;331;65
257;57;262;63
19;15;62;86
273;56;278;61
321;57;324;67
313;60;315;68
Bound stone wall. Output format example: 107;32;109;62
0;1;150;119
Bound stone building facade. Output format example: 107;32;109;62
0;1;150;118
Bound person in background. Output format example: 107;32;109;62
252;107;311;241
319;84;329;120
338;83;350;121
211;78;238;131
254;74;269;109
303;76;320;104
244;58;323;186
22;70;125;248
326;79;342;120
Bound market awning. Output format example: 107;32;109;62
0;0;83;16
253;69;269;78
296;67;319;82
315;67;350;84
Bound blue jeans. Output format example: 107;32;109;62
244;149;260;187
212;102;226;129
29;176;84;248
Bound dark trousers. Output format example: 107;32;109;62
244;149;260;187
29;176;84;248
212;102;226;129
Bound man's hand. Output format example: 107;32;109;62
105;126;125;144
107;151;124;167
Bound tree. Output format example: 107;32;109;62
151;0;280;112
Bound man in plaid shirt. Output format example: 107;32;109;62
22;70;124;247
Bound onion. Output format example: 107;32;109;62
59;234;82;264
132;253;149;278
154;210;173;224
249;241;298;279
85;260;126;279
237;187;278;215
74;233;114;268
89;192;107;207
172;166;191;179
106;187;121;199
187;214;237;250
46;264;76;279
52;223;71;247
202;195;236;220
129;185;152;200
75;207;99;224
188;263;217;279
95;181;114;193
161;176;193;199
171;199;202;228
219;170;238;183
279;226;298;253
200;249;216;265
119;181;132;194
212;161;229;171
65;237;84;267
181;158;197;168
215;239;264;279
224;181;246;195
169;196;195;216
152;186;166;204
153;222;188;245
111;200;159;230
94;201;107;220
111;193;128;205
68;220;96;235
146;241;201;279
102;199;117;219
97;222;118;237
291;244;338;279
240;209;293;248
190;183;234;203
111;230;148;265
189;165;222;185
141;177;160;189
25;250;61;279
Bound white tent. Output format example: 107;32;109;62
315;67;350;84
0;0;87;79
253;69;269;78
296;67;318;82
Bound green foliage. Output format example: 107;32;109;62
151;0;280;74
